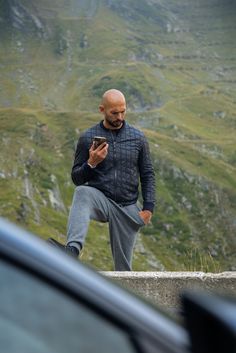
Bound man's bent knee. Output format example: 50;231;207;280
74;185;92;201
75;185;89;194
74;185;104;202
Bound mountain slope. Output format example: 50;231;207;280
0;0;236;270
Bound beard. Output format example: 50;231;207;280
105;115;124;129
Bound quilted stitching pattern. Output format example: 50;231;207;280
71;121;156;210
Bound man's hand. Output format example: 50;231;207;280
87;142;109;167
139;210;152;225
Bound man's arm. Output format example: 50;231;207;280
138;134;156;224
71;135;108;186
71;135;93;185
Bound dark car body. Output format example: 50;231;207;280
0;217;235;353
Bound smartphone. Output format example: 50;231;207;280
93;136;107;149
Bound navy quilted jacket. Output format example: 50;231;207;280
71;121;156;212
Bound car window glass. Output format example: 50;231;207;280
0;260;136;353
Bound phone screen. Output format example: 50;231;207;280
93;136;107;149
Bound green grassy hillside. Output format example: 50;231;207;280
0;0;236;271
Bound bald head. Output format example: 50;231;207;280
99;89;127;130
101;89;126;109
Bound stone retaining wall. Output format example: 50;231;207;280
102;272;236;312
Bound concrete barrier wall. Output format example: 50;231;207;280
102;272;236;312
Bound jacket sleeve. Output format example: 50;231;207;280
71;134;96;186
138;134;156;212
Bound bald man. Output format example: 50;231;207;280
48;89;156;271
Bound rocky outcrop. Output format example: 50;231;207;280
2;0;47;38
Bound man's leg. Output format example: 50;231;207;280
67;185;110;251
108;202;145;271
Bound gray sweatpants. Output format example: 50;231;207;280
67;185;145;271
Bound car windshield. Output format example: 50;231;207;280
0;259;136;353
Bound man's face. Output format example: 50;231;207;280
102;102;126;129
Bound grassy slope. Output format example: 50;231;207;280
0;0;236;271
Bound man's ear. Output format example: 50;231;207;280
99;105;105;113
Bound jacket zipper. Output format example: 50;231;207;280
110;131;117;202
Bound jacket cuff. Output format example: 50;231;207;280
83;162;96;176
72;162;95;185
142;202;155;213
